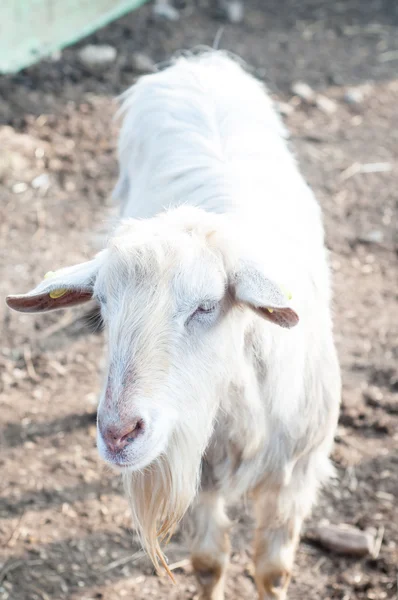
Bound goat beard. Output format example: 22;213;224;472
122;422;211;578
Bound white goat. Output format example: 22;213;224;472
7;51;341;600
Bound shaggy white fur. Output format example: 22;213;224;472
7;52;340;597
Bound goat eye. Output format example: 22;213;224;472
197;303;216;314
190;301;218;322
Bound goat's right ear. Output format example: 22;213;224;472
6;252;105;314
231;262;299;329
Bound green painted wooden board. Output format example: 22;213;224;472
0;0;149;74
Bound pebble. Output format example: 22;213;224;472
78;44;117;73
327;72;344;86
291;81;315;103
363;386;383;406
277;101;294;116
131;52;156;74
12;182;28;194
358;230;384;245
31;173;50;190
152;0;180;21
222;0;244;24
341;571;364;586
315;94;337;114
344;88;364;105
13;368;26;380
314;523;375;557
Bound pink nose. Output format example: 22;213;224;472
100;419;145;454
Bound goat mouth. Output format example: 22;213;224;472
104;451;152;471
106;459;136;471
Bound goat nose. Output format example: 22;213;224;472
100;420;145;453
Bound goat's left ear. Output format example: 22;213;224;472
231;263;299;329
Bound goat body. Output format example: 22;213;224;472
7;52;341;600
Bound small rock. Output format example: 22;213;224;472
13;367;26;380
31;173;50;190
315;94;337;114
358;230;384;245
341;570;365;587
12;182;28;194
131;52;156;74
221;0;244;24
78;44;117;73
314;524;375;557
277;101;294;117
344;88;364;105
152;0;180;21
327;72;343;86
291;81;315;104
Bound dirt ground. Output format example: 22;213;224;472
0;1;397;599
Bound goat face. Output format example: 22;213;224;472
94;210;232;472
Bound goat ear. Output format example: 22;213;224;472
6;254;104;314
232;263;299;329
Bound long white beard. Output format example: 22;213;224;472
122;423;209;577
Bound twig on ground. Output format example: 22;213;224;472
339;162;361;181
360;162;392;173
378;50;398;63
312;556;327;572
101;550;146;573
168;558;190;572
371;525;385;559
339;162;392;181
33;205;46;239
23;343;39;381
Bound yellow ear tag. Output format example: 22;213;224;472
49;289;67;299
44;271;67;298
268;308;274;313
